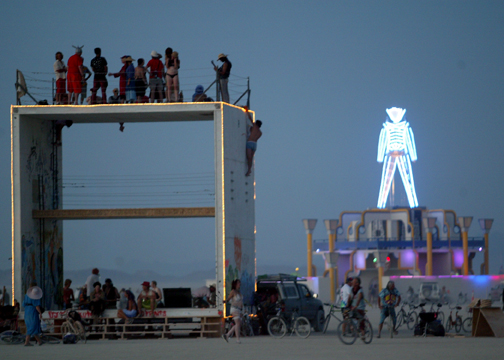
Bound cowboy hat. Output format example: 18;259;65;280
151;51;160;58
141;281;150;287
124;56;135;62
217;53;228;60
27;286;43;300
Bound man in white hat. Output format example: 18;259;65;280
213;53;232;103
146;51;164;103
67;45;84;105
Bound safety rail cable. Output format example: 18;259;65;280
60;171;215;209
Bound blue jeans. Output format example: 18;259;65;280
380;306;396;326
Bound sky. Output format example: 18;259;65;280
1;1;504;281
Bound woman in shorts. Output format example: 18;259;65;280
117;290;138;324
221;279;243;344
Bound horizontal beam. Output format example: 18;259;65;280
32;207;215;220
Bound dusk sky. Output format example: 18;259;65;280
1;1;503;282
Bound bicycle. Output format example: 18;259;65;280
322;303;343;333
0;330;60;345
267;304;311;338
381;304;398;338
337;309;373;345
60;309;87;343
462;307;473;333
445;305;463;333
395;303;418;330
427;301;444;325
0;330;25;345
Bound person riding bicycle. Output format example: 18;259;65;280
377;280;401;338
349;277;366;339
340;277;353;311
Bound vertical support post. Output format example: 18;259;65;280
329;233;335;302
246;77;250;109
462;231;469;276
484;232;489;275
423;217;436;276
459;217;473;276
426;231;433;276
303;219;317;277
307;232;313;277
216;71;220;101
378;266;384;292
324;219;339;303
478;219;493;275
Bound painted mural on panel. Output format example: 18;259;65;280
226;237;255;305
20;120;63;310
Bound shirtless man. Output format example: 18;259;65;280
245;109;262;176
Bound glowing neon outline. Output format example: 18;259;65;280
377;107;418;208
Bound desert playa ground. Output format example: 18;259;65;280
3;308;504;360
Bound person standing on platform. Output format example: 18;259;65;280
124;56;136;103
67;45;84;105
135;58;147;103
146;51;164;103
164;48;180;102
23;282;43;346
80;64;92;104
108;56;128;104
90;48;108;104
53;52;67;105
85;268;100;298
63;279;75;309
137;281;157;317
213;53;232;103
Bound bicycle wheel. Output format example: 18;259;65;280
362;319;373;344
267;317;287;338
462;317;472;333
322;314;331;334
445;317;452;332
395;310;404;329
294;317;311;338
337;319;357;345
455;316;462;333
0;335;25;345
40;335;60;344
74;321;87;343
406;311;418;330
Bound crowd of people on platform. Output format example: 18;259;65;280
53;46;231;105
60;268;217;326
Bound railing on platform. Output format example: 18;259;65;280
15;68;251;107
313;237;486;252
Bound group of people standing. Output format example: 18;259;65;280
53;46;232;105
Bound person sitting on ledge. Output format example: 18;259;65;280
117;290;138;324
137;281;157;317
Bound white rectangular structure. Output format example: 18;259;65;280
11;103;256;312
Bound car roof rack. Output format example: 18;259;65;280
257;273;305;283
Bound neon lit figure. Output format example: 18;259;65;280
377;107;418;208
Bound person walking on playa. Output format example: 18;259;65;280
23;282;43;346
222;279;243;344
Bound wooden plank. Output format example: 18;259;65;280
33;207;215;220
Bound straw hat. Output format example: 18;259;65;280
124;56;135;62
151;51;161;58
27;286;43;300
217;53;228;60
